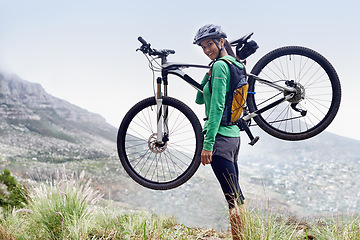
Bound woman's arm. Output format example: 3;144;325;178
195;73;209;105
202;61;229;151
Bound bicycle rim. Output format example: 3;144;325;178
248;46;341;140
117;97;202;190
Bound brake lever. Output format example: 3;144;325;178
136;44;153;54
137;36;153;54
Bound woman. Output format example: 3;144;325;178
194;24;245;240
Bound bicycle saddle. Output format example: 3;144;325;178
230;33;259;60
230;32;254;46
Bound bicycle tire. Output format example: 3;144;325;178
117;96;203;190
247;46;341;140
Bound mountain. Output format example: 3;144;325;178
1;72;360;230
0;72;124;201
0;72;117;162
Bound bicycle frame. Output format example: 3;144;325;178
243;73;295;121
162;62;209;93
155;61;209;144
154;60;297;144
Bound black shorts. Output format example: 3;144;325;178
212;134;240;162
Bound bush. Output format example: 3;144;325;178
0;168;28;215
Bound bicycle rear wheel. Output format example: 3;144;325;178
117;96;203;190
247;46;341;140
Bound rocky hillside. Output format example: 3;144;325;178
0;72;124;203
0;72;117;163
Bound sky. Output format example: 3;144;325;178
1;0;360;141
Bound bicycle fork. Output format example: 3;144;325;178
155;77;169;145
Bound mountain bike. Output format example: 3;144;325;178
117;33;341;190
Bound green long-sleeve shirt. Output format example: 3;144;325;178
195;55;243;151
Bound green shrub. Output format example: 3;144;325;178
0;168;28;216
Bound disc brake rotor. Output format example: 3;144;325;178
148;133;167;153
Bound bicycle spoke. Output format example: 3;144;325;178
255;91;283;107
164;150;187;173
134;149;152;170
124;141;147;150
160;151;175;180
140;108;154;131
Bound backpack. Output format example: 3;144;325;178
208;58;248;126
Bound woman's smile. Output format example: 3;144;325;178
200;39;218;60
200;38;227;60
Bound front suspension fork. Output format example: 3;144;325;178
156;77;169;144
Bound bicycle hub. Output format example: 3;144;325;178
285;80;305;103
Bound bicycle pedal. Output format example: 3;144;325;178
248;136;260;146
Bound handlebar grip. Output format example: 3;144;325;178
138;36;148;46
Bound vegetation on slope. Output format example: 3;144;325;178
1;169;360;240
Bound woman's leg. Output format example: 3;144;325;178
211;155;244;208
229;204;245;240
211;155;245;239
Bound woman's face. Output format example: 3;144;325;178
200;38;224;60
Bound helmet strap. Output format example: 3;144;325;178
213;39;224;60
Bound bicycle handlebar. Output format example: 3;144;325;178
138;36;148;46
137;36;175;57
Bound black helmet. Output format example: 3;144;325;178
193;24;227;45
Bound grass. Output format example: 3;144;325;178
1;169;360;240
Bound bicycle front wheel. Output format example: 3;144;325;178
248;46;341;140
117;96;203;190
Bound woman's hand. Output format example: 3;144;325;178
201;149;212;165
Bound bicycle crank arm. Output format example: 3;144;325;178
237;119;260;146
